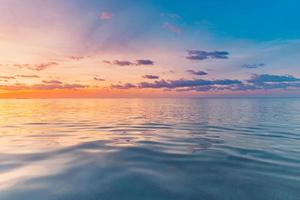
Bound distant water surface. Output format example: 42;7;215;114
0;98;300;200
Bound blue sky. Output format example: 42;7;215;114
148;0;300;41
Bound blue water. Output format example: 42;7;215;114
0;98;300;200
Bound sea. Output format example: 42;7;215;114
0;98;299;200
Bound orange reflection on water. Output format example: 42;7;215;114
0;99;166;154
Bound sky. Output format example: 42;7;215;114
1;0;300;98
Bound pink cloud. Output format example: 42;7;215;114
163;22;182;34
68;56;84;61
13;62;58;71
100;11;113;20
34;62;58;71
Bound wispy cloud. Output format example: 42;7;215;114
16;75;40;78
242;63;265;69
111;83;136;89
42;80;63;84
142;75;160;79
34;62;58;71
0;75;40;79
247;74;300;84
186;70;208;76
94;77;105;81
0;82;87;90
13;62;58;71
186;50;229;60
161;13;181;19
104;59;154;66
0;76;15;79
163;22;182;34
68;56;85;61
100;11;113;20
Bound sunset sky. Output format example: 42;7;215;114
1;0;300;98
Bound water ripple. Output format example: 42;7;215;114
0;98;300;200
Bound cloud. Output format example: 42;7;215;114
113;60;134;66
0;82;87;90
0;84;28;90
16;75;40;78
232;82;300;91
102;60;133;66
32;83;86;90
94;77;105;81
162;70;175;75
68;56;84;61
229;74;300;91
136;59;154;65
142;75;160;79
163;22;182;34
242;63;265;69
110;74;300;92
186;70;208;76
151;79;241;89
33;62;59;71
112;78;241;90
104;59;154;66
42;80;63;84
14;62;58;71
247;74;300;84
111;83;136;89
0;76;15;79
186;50;229;60
0;75;40;79
175;85;220;92
13;64;30;68
100;11;113;20
103;60;112;64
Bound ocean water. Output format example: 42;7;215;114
0;98;300;200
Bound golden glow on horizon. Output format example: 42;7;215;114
0;88;185;98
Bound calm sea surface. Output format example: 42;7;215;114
0;98;300;200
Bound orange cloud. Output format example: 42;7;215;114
68;56;85;61
94;77;105;81
33;62;59;71
0;82;87;91
0;76;15;79
13;62;58;71
16;75;40;78
42;80;63;84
